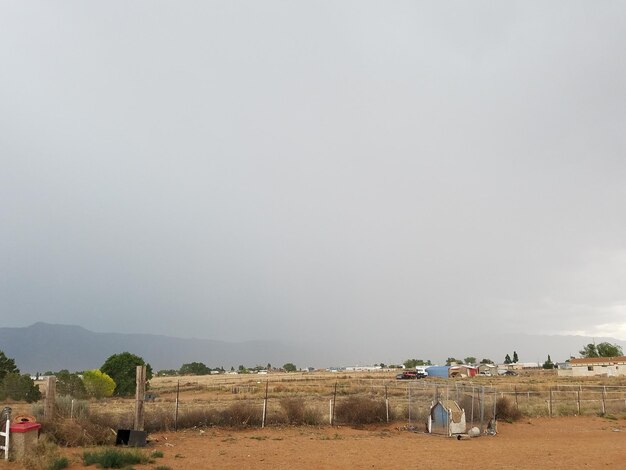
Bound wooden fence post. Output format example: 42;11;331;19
44;376;56;422
134;366;146;431
549;388;553;417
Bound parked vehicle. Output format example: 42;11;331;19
396;370;427;380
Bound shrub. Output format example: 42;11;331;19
20;435;66;470
82;448;151;468
219;401;262;427
172;407;219;430
334;396;387;425
280;397;321;425
43;418;115;447
495;396;522;422
55;395;90;420
48;457;69;470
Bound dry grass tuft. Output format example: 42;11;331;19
279;397;322;425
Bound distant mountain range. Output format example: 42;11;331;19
1;322;624;373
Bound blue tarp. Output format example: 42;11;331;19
425;366;450;378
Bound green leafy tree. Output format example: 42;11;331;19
504;354;512;364
464;357;477;365
403;359;431;368
542;355;554;370
580;342;623;358
283;363;297;372
512;351;519;363
445;357;463;366
480;358;494;364
82;370;116;399
0;373;41;403
100;352;152;396
580;343;598;357
179;362;211;375
56;369;87;398
0;351;19;381
597;343;623;357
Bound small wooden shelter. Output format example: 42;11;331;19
428;400;467;436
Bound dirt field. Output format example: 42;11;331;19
1;416;622;469
50;415;626;469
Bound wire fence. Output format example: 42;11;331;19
44;376;626;433
135;378;500;432
497;384;626;417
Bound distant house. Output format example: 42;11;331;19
449;365;477;378
557;356;626;377
498;362;540;371
478;363;497;376
428;400;467;436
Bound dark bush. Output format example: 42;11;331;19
334;396;387;425
496;396;522;422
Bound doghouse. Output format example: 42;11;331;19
428;400;467;436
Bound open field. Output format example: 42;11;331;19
3;370;626;469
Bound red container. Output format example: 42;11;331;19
10;422;41;433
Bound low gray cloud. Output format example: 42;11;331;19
1;2;625;351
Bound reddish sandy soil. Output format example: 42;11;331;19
0;416;618;470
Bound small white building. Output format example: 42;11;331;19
558;356;626;377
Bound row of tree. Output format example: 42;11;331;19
158;362;299;376
0;350;152;401
402;342;623;371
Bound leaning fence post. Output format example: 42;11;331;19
261;381;269;428
385;384;389;423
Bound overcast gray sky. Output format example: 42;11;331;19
1;2;625;347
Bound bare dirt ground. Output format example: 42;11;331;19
16;416;619;470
